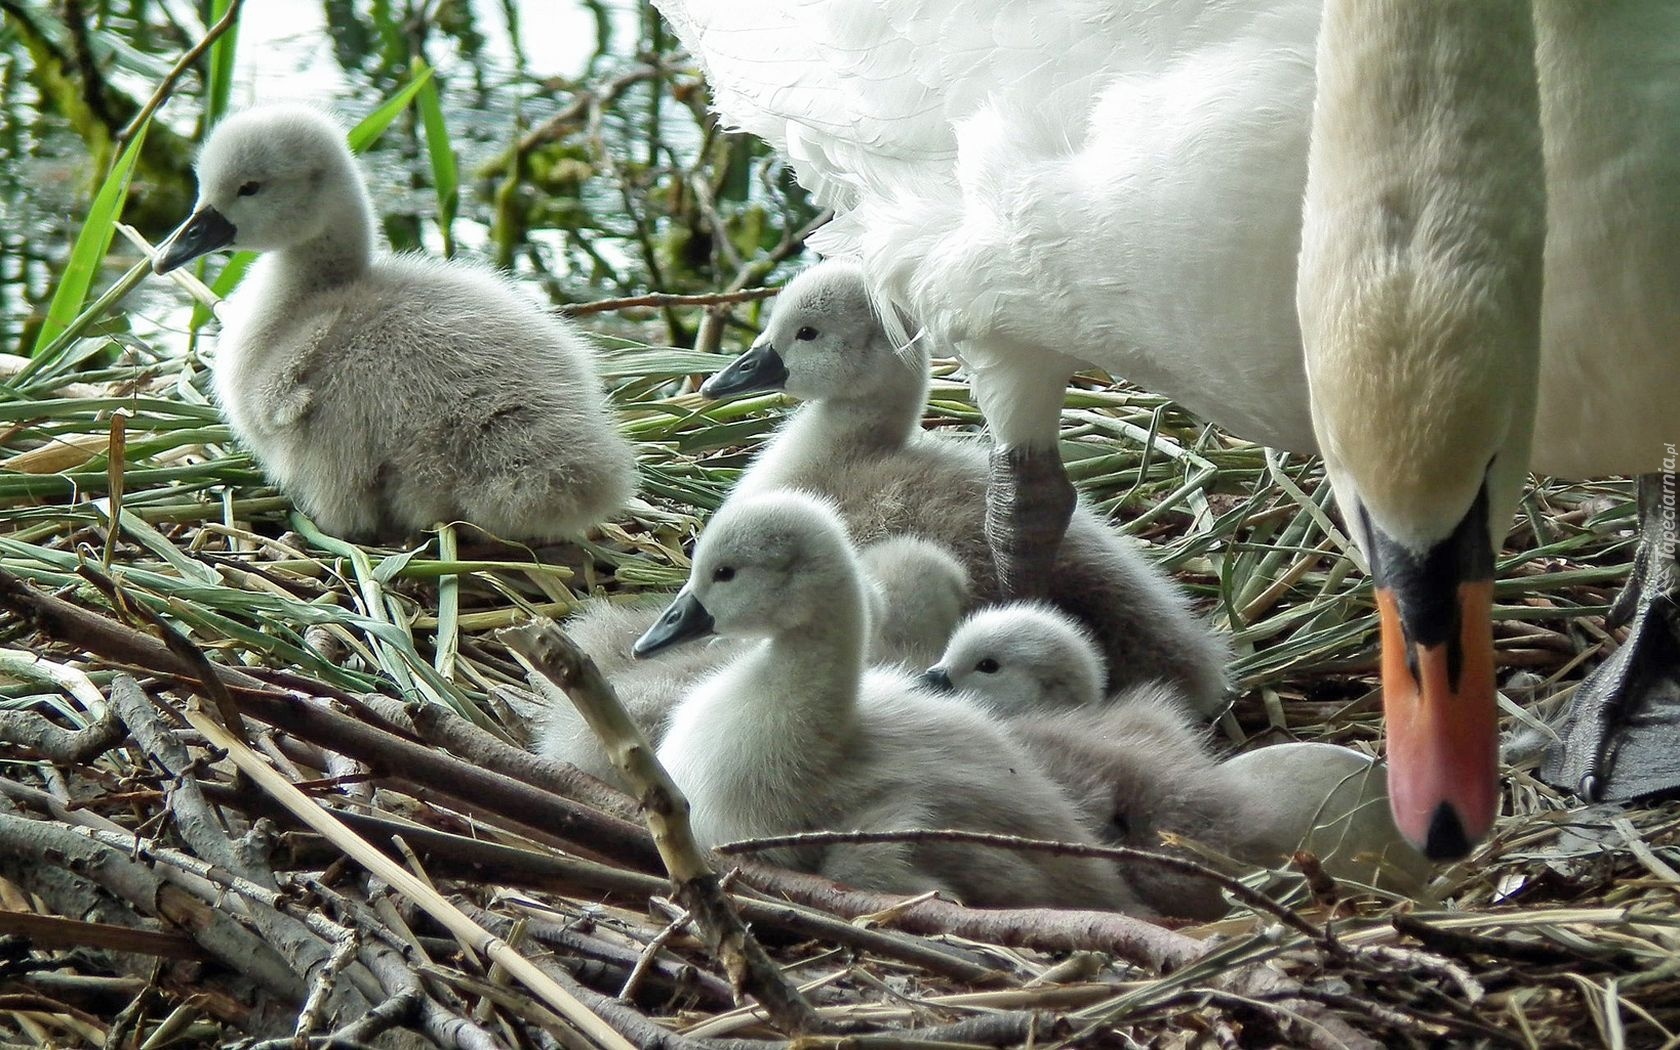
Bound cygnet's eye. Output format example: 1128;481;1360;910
237;181;262;197
712;565;736;583
795;326;818;341
975;657;1000;674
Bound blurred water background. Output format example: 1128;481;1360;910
0;0;819;355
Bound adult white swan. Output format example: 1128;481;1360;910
653;0;1680;858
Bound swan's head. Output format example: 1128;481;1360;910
1296;0;1545;861
857;536;970;665
919;603;1104;713
155;106;360;273
633;491;858;656
701;259;910;402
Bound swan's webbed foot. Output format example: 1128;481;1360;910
1541;473;1680;801
986;444;1076;601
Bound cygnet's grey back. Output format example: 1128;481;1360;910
821;667;1146;912
298;256;635;540
925;603;1105;713
169;105;635;542
858;535;970;668
1005;687;1267;919
711;259;1230;712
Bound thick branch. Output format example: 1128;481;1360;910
0;809;307;1003
0;568;662;871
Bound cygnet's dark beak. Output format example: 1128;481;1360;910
700;340;789;400
633;589;716;658
918;667;954;693
154;206;238;274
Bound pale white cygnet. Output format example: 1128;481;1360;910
155;105;636;542
1003;691;1265;919
540;536;968;787
634;490;1143;912
701;259;1229;715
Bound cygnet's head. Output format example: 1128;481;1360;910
155;106;361;273
857;536;970;667
920;603;1105;713
700;259;910;402
633;491;859;655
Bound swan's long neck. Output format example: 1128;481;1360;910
808;340;930;451
1297;0;1545;859
1300;0;1545;544
741;340;930;492
267;158;377;301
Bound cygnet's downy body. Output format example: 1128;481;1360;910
155;106;635;542
1004;694;1266;920
922;604;1429;916
632;491;1142;912
540;536;968;786
701;260;1228;714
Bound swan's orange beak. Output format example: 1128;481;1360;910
1377;580;1498;860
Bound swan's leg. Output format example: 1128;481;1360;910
1542;472;1680;800
974;357;1077;600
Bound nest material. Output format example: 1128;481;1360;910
0;317;1675;1049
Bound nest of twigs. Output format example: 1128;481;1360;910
0;278;1677;1049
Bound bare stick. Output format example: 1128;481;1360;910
292;926;360;1050
116;0;245;146
354;691;638;821
0;568;662;869
562;286;778;318
618;903;692;1003
0;707;123;763
717;828;1331;949
500;618;825;1035
0;649;124;762
0;911;208;961
0;809;307;1002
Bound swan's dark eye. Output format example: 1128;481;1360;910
795;326;818;341
712;566;736;582
237;181;262;197
976;657;1000;674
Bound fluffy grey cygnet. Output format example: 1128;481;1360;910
701;259;1228;714
922;602;1107;714
540;535;970;786
154;105;636;542
632;490;1144;912
920;608;1430;916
